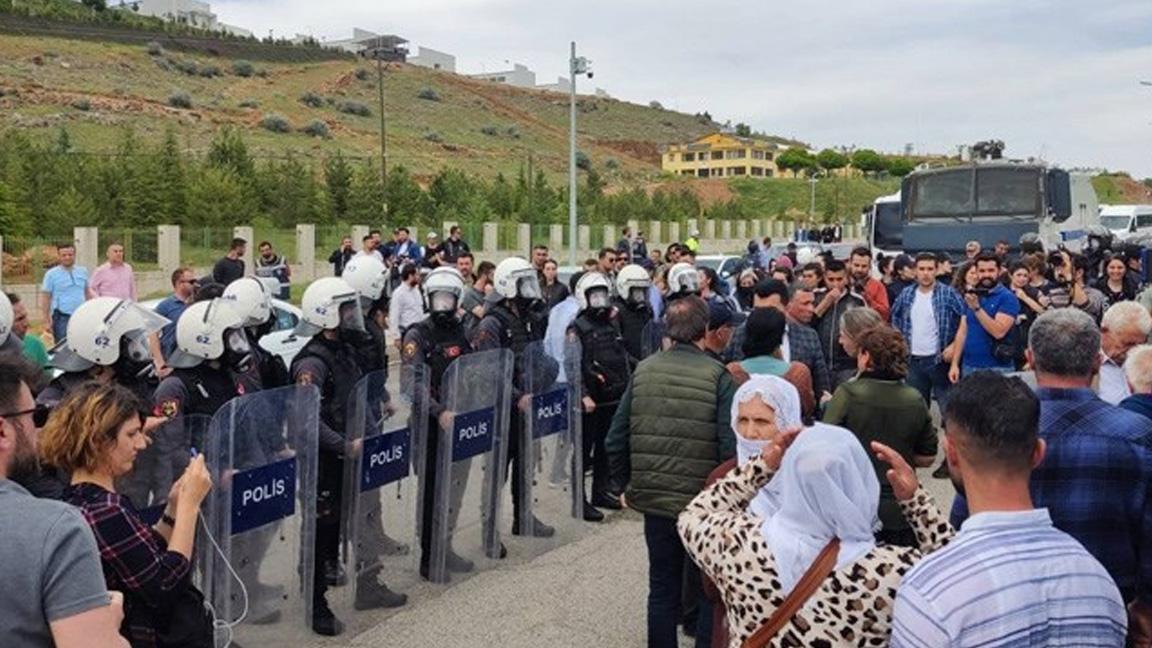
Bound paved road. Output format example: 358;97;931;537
299;462;956;648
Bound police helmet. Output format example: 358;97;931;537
50;297;170;373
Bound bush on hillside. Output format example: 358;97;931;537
480;125;499;136
168;91;192;109
336;101;371;117
70;98;91;111
423;131;443;143
174;59;199;76
506;126;521;139
146;41;163;56
649;100;663;110
417;87;441;102
354;68;370;81
299;91;325;108
238;98;259;108
575;150;591;170
232;60;255;77
302;120;330;139
198;64;220;78
261;113;292;133
605;157;619;170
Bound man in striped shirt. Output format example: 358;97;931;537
891;371;1126;647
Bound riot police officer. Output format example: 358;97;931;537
0;291;18;354
613;264;654;361
665;261;701;303
401;267;475;581
222;277;290;392
567;273;632;521
471;256;556;540
340;254;391;375
291;278;405;636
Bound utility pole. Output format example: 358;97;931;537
376;56;388;219
568;42;591;268
809;174;818;218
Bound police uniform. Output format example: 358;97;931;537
613;295;654;362
402;317;472;576
567;308;633;503
471;299;555;535
290;334;361;608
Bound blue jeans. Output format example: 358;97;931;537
907;355;953;413
51;310;71;343
644;514;685;648
961;364;1014;378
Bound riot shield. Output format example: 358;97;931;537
338;366;428;617
641;319;667;358
424;348;514;584
119;414;212;518
200;385;320;646
516;340;583;554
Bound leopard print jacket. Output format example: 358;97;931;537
677;454;954;648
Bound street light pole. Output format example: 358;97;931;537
376;56;389;219
809;174;818;217
568;41;578;268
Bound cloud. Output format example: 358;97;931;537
212;0;1152;176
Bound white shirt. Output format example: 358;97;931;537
1098;352;1130;405
780;326;792;362
891;508;1126;648
388;282;426;339
909;288;939;357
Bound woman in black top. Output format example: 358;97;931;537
1095;254;1138;305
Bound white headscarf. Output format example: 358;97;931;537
731;375;803;520
761;423;880;595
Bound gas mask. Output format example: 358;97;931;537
429;291;459;325
222;328;253;373
114;329;156;381
628;287;648;306
586;287;611;318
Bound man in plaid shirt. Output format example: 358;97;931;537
890;252;965;412
951;308;1152;643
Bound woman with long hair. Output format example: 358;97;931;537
40;382;214;648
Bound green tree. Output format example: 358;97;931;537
347;159;385;223
850;149;887;175
186;167;258;226
734;123;752;137
206;128;255;180
816;148;848;173
256;156;320;228
323;152;352;222
384;165;431;225
0;180;20;236
155;130;188;224
885;157;916;177
775;147;816;177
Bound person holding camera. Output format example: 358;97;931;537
948;252;1020;382
1043;249;1107;323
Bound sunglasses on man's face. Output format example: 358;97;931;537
0;405;51;428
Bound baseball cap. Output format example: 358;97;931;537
707;300;744;330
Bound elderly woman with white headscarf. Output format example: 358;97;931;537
678;375;953;648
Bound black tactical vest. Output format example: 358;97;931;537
294;336;361;433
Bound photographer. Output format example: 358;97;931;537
1044;249;1106;323
949;252;1020;382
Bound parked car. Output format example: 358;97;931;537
139;297;307;367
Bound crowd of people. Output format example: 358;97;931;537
2;224;1152;647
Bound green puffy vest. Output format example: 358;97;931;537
626;344;726;519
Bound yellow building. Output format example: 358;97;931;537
661;133;781;179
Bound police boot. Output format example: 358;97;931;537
583;501;605;522
323;559;347;587
512;515;555;538
591;491;623;511
354;567;408;610
446;548;474;573
311;596;344;637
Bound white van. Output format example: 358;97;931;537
1100;205;1152;241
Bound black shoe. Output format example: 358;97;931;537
419;562;449;584
354;580;408;610
379;534;410;557
591;492;622;510
311;598;344;636
446;550;474;573
323;560;347;587
512;516;555;538
583;502;604;522
932;461;950;479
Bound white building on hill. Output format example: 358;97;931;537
127;0;252;37
469;63;536;88
408;47;456;72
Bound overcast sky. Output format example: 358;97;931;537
214;0;1152;177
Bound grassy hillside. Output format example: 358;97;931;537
0;32;728;182
728;176;900;220
1092;174;1152;205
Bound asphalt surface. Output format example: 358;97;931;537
294;458;957;648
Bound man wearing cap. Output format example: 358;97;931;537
423;231;443;269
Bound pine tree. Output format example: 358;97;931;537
323;152;352;223
347;159;385;223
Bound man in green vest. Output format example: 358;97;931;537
606;295;736;648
